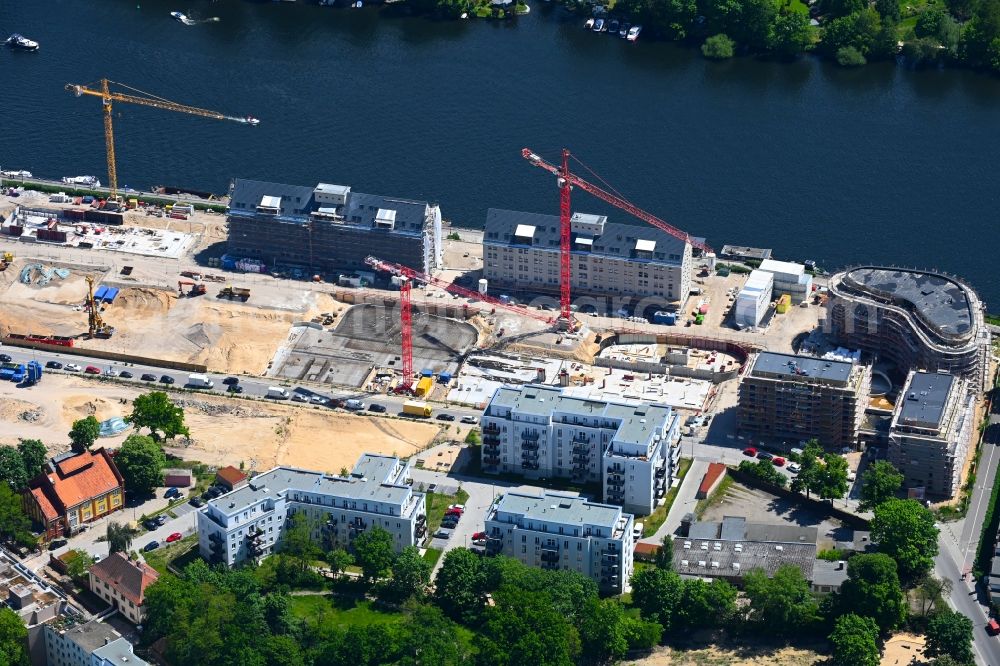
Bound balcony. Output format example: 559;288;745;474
483;437;501;450
540;549;559;563
484;424;501;435
572;452;589;463
522;462;540;471
522;449;539;460
416;514;426;525
209;532;224;543
522;440;540;452
541;559;560;570
521;431;541;442
606;477;624;489
484;455;501;467
655;467;666;478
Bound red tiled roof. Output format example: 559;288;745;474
89;552;159;606
634;542;661;557
698;462;727;496
33;449;122;513
56;455;94;476
30;487;58;522
216;466;247;487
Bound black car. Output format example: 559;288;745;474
159;375;175;385
143;519;158;531
227;384;244;394
189;496;205;507
156;515;169;526
119;370;133;379
45;360;63;369
0;354;11;363
223;376;239;385
756;451;774;462
165;487;182;499
48;538;68;551
141;373;156;381
436;413;456;422
368;404;386;413
143;541;159;552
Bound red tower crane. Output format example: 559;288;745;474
522;148;713;326
399;277;414;389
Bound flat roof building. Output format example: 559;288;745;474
481;384;681;515
738;352;871;450
484;491;635;594
889;371;975;498
827;267;989;392
44;617;150;666
734;269;774;327
226;178;442;276
483;208;694;309
197;454;426;567
757;259;813;304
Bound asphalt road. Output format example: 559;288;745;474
0;344;483;421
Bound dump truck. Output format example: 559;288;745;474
402;400;433;418
219;285;251;301
10;365;26;383
24;361;42;386
266;386;290;399
187;373;214;389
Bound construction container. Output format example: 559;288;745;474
415;376;434;397
478;279;488;294
438;372;453;384
776;294;791;314
653;311;677;325
94;285;109;301
402;400;433;418
127;198;139;209
695;314;705;325
103;287;120;303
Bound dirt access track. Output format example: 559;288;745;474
0;375;440;473
0;257;342;375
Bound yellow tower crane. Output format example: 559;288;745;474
85;276;114;339
65;79;259;202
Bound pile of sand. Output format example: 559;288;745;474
61;395;127;423
0;398;44;422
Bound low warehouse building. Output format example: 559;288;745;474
734;269;773;328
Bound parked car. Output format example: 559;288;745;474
189;497;205;507
166;532;182;543
291;393;308;403
434;529;451;539
436;413;455;422
48;539;68;551
65;364;82;372
141;373;156;381
448;504;465;513
143;519;158;531
84;366;102;375
159;375;175;385
772;457;786;467
757;451;774;461
368;403;387;413
987;619;1000;636
460;416;478;425
119;370;133;379
164;487;182;499
310;395;328;405
787;463;801;474
471;531;486;541
0;354;11;363
45;360;62;369
222;376;240;385
742;447;757;457
442;514;460;525
143;541;159;552
156;515;169;526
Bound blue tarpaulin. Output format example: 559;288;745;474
103;287;120;303
94;285;109;301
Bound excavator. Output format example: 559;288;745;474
0;251;13;272
85;276;114;338
178;280;207;297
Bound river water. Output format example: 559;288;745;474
3;1;999;306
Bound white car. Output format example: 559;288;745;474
65;364;82;372
787;463;801;474
460;416;478;425
291;394;308;403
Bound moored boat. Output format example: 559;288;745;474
5;34;39;51
627;25;641;41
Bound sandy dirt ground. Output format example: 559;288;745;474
0;375;440;473
0;259;343;374
626;644;823;665
880;633;925;666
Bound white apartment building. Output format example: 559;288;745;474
45;618;150;666
889;371;975;498
484;491;635;594
197;454;426;567
758;259;813;304
481;384;681;515
734;269;774;327
483;208;694;307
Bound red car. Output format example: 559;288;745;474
472;531;486;541
772;457;786;467
165;532;182;543
84;366;102;375
988;619;1000;636
743;447;757;457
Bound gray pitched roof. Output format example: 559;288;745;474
484;208;688;263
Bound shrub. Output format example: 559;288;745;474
702;34;735;59
836;46;867;66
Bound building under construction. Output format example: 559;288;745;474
225;179;443;275
737;351;872;451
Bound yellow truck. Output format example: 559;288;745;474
402;400;433;418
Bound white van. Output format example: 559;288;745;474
266;386;290;399
632;522;644;539
187;373;214;389
345;398;365;410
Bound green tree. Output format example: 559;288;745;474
0;484;35;548
871;498;939;581
655;534;673;569
829;613;880;666
475;588;579;666
65;549;95;579
16;439;47;480
874;0;901;22
397;604;471;666
837;45;868;65
733;0;778;51
619;0;698;40
68;416;101;453
702;33;736;59
769;11;814;58
946;0;976;21
674;578;738;632
325;547;354;579
578;597;661;664
792;440;825;497
902;37;944;65
816;452;850;501
822;0;866;18
116;434;166;496
822;8;883;58
858;461;904;511
837;553;906;632
916;575;952;617
353;526;396;583
0;448;27;490
630;567;684;633
925;609;974;664
0;607;29;666
435;547;489;624
106;521;134;555
125;391;190;442
743;565;820;635
384;546;431;601
738;460;788;487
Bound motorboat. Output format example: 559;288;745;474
0;170;32;179
245;116;260;126
593;18;604;32
584;18;595;29
627;25;642;41
61;176;101;188
608;19;620;34
620;22;630;38
5;34;39;51
171;11;196;25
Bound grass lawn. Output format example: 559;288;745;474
426;488;470;533
778;0;810;15
290;595;404;633
641;458;692;538
423;547;443;568
142;534;199;575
